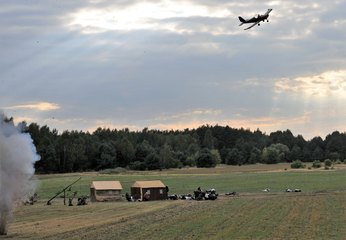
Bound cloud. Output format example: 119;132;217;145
0;0;345;141
66;1;235;34
4;102;60;111
143;112;314;136
154;108;222;121
275;70;346;98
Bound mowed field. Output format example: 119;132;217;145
3;163;346;240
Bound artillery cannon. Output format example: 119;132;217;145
47;177;81;205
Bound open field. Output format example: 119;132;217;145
36;163;346;198
2;164;346;239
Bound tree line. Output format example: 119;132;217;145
20;122;346;173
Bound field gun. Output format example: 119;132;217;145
47;177;81;205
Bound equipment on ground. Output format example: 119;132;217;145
47;177;81;205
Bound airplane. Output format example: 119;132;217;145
238;9;272;30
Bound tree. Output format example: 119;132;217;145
185;152;197;166
272;143;290;162
289;145;302;162
219;147;229;164
33;125;59;173
225;148;244;165
69;135;88;171
36;142;59;173
129;161;146;170
95;142;117;170
159;144;179;169
134;140;154;163
261;146;280;164
174;151;187;167
248;147;261;164
234;139;256;164
27;122;40;146
210;149;222;165
202;129;216;149
196;148;217;168
145;152;161;170
187;142;200;156
269;130;296;149
116;137;135;167
328;152;340;161
308;137;325;153
21;119;345;172
84;134;102;170
261;143;289;164
311;146;324;161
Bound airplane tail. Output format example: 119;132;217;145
238;16;246;23
238;16;245;26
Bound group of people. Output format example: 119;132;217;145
194;187;218;200
125;191;151;202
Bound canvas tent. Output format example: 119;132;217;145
131;180;168;201
90;181;123;202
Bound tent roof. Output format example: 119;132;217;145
91;181;123;190
132;180;165;188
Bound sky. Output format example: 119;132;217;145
1;0;345;140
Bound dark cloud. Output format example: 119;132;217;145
0;0;345;138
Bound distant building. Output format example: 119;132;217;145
131;180;168;201
90;181;123;202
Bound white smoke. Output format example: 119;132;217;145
0;113;40;235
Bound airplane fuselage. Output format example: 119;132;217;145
245;15;269;23
238;9;272;30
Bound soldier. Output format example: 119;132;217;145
143;191;150;201
68;198;73;206
125;192;133;202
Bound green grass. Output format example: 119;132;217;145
2;164;345;240
36;167;346;199
7;193;345;240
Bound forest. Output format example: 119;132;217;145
14;119;345;173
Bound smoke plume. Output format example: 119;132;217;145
0;113;40;235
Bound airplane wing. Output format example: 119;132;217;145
244;21;259;30
265;9;273;15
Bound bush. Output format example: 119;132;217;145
312;160;322;168
129;161;146;171
335;159;342;164
99;167;127;174
291;160;305;169
196;148;217;168
324;159;332;167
